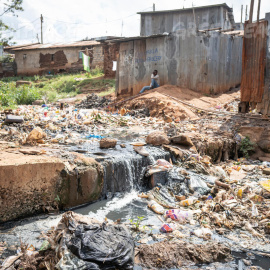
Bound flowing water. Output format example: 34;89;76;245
1;143;270;269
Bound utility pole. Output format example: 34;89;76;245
121;20;123;37
153;3;155;12
241;5;243;25
40;14;43;44
249;0;254;23
257;0;261;22
245;5;248;21
36;33;39;43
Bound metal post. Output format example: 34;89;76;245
241;5;243;25
153;3;155;12
246;5;248;21
257;0;261;22
249;0;254;23
40;14;43;44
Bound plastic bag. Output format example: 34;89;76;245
56;249;100;270
67;223;134;270
165;209;193;222
160;223;176;233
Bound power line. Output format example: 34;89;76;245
2;17;40;34
44;6;152;26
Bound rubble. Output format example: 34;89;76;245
1;85;270;269
76;93;111;109
99;138;117;148
146;131;170;146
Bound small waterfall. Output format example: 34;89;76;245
101;146;170;197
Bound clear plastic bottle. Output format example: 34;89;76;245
179;196;198;207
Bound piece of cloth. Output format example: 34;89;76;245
151;74;160;85
82;53;90;72
112;61;117;71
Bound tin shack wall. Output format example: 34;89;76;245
257;13;270;115
116;32;242;97
140;6;232;36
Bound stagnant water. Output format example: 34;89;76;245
1;144;270;269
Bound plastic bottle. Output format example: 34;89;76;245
179;196;198;207
165;209;194;222
148;200;165;215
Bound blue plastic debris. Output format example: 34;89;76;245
86;135;104;139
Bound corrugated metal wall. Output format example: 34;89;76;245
241;21;268;103
140;6;232;36
116;32;243;97
257;13;270;115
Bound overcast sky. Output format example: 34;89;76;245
1;0;270;45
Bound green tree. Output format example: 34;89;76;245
0;0;23;46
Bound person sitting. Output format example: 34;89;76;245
140;70;160;94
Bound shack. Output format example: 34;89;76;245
112;30;243;97
240;12;270;116
4;40;119;77
138;3;235;36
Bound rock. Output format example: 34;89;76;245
171;134;194;146
120;144;126;148
19;148;44;155
100;138;117;148
27;127;46;142
150;171;168;188
263;168;270;175
163;145;184;159
32;100;44;105
258;138;270;153
259;157;270;162
146;131;170;146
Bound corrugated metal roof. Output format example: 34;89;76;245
137;3;231;14
106;33;169;43
5;40;101;52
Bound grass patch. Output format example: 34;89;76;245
98;87;115;97
0;67;115;108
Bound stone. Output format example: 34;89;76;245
263;168;270;175
32;99;44;105
259;157;270;162
27;127;46;142
171;134;194;146
163;145;184;159
146;131;170;146
100;138;117;148
258;129;270;153
150;171;168;188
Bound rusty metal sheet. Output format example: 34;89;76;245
241;20;268;102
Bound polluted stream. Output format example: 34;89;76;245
1;142;270;269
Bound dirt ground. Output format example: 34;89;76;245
122;85;240;121
135;240;231;269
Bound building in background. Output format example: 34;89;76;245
3;38;120;77
138;3;235;36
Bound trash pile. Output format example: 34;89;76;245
132;152;270;268
1;212;134;270
76;94;111;109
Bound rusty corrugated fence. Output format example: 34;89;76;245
241;21;268;103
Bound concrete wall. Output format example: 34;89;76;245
116;31;243;97
257;13;270;115
140;6;233;36
14;45;104;76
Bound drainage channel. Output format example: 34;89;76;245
1;143;270;269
